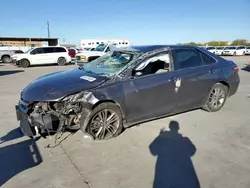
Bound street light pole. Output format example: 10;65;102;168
47;21;50;38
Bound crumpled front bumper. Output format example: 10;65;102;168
15;105;36;137
10;58;20;65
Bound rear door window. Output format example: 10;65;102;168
55;47;66;52
43;47;55;53
172;49;203;70
200;52;216;65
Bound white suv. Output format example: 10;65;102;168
11;46;71;68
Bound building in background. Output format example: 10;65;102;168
0;37;59;47
0;37;60;51
0;40;41;47
80;39;131;49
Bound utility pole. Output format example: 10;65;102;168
47;21;50;38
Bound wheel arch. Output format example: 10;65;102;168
80;99;125;138
92;99;125;119
20;58;30;62
218;80;230;96
1;54;10;59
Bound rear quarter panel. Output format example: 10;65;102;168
218;59;240;96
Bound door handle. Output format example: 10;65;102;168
168;77;177;82
209;69;215;74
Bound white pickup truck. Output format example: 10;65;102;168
75;43;128;65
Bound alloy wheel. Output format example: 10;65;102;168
89;109;120;140
208;87;226;109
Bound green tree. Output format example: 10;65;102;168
231;39;248;46
184;42;202;46
207;41;228;46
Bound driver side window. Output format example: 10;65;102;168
105;47;110;53
133;52;170;77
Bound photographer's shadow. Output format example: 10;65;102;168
149;121;200;188
0;128;42;186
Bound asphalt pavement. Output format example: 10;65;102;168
0;56;250;188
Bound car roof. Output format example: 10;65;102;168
120;45;198;53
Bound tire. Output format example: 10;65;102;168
20;59;30;68
84;102;123;140
202;83;228;112
57;57;66;66
243;51;245;56
2;55;10;63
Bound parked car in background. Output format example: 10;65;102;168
11;46;71;68
68;48;77;58
214;46;225;56
222;46;246;56
245;46;250;55
16;45;240;140
0;50;24;63
205;46;216;53
75;42;127;65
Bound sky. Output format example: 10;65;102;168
0;0;250;46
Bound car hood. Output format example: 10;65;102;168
21;68;109;102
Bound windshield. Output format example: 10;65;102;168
225;46;236;50
24;48;34;53
247;47;250;49
206;47;215;50
81;51;139;77
94;44;108;52
216;47;224;50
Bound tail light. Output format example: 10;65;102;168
233;66;239;73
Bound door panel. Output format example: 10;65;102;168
174;64;219;112
171;48;220;112
124;72;177;122
30;48;48;64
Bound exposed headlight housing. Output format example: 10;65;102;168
61;91;99;104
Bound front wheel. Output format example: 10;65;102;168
202;83;228;112
20;59;30;68
84;103;123;140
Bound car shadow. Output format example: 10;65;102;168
241;65;250;72
28;62;75;68
149;121;200;188
0;70;24;76
0;128;43;186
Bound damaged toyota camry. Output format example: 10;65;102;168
16;45;240;140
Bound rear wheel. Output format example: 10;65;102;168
57;57;66;66
202;83;228;112
20;59;30;68
84;103;123;140
2;55;10;63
